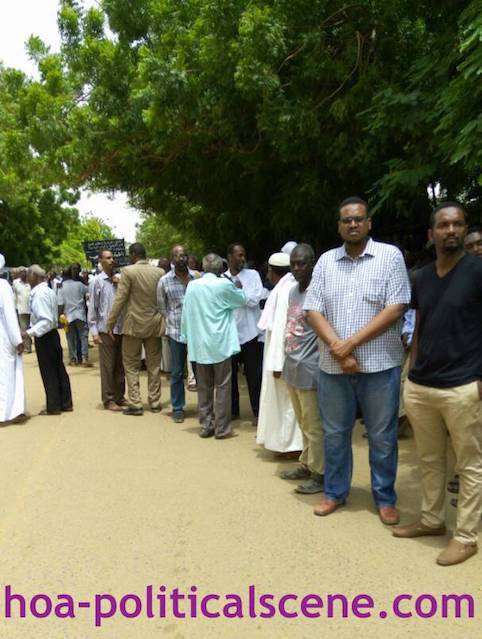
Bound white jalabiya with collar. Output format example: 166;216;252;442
256;273;303;452
0;263;25;421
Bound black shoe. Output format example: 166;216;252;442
173;411;185;423
215;432;234;440
295;474;324;494
122;406;144;416
150;405;162;413
199;428;214;438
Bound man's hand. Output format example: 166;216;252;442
330;338;357;361
273;371;281;379
108;330;115;339
16;343;24;356
93;335;103;345
339;355;360;375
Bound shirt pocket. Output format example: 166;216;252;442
361;278;385;307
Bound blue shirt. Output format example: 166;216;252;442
180;273;246;364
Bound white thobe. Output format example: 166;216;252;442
256;273;303;452
0;280;25;421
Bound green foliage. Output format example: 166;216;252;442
0;67;79;266
3;1;482;263
136;203;207;259
58;215;116;267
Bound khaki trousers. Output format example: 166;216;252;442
398;352;410;418
404;379;482;544
161;335;171;373
287;385;324;475
122;335;162;409
18;313;32;353
98;333;125;406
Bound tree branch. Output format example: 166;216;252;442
313;31;364;110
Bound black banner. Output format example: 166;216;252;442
82;239;128;267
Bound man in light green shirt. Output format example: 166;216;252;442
180;253;246;438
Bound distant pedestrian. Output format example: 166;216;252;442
12;266;32;353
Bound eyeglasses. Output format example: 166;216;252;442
339;216;367;225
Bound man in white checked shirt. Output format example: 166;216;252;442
304;197;411;524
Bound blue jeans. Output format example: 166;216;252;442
67;319;89;363
168;337;188;413
318;367;401;507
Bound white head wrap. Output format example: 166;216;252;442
268;252;290;267
281;241;297;255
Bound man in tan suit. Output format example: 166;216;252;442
107;243;165;416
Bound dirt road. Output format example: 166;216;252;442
0;346;479;638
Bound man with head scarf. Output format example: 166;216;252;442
0;254;27;424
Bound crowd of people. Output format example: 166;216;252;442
0;198;481;567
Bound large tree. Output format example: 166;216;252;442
58;214;116;267
0;64;79;265
6;0;481;260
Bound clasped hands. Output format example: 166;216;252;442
329;337;360;374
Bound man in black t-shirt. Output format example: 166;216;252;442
393;202;482;566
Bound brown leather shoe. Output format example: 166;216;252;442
105;401;122;412
392;520;446;538
313;499;344;517
378;506;400;525
436;540;478;566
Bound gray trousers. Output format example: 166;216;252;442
18;314;32;352
196;358;232;436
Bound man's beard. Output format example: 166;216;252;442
441;238;463;253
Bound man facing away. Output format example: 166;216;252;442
88;250;126;412
181;253;246;438
281;244;324;494
393;202;482;566
157;244;200;423
225;244;264;423
107;243;165;416
58;264;91;367
25;265;73;415
12;267;32;353
304;197;411;524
